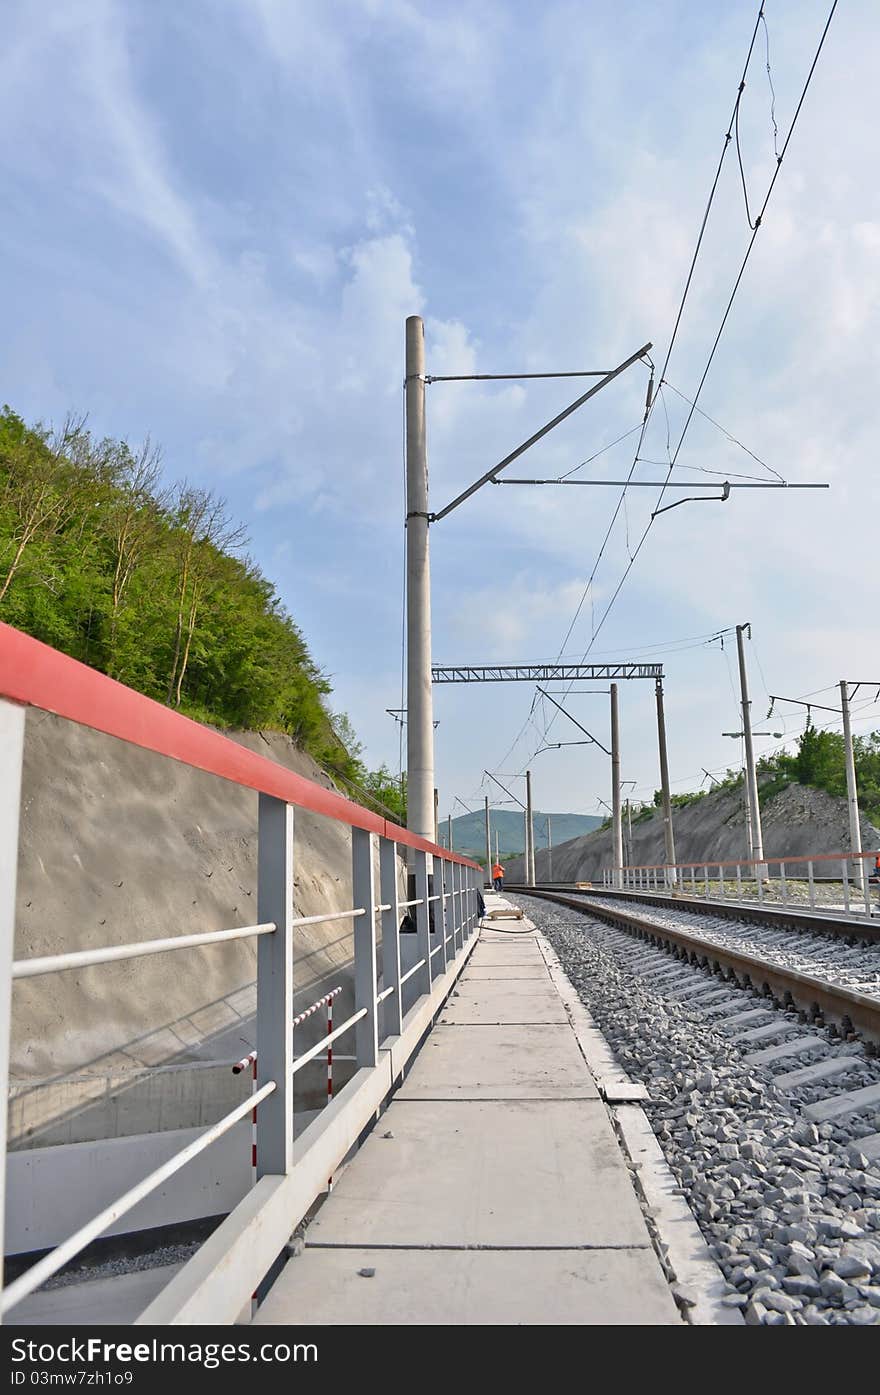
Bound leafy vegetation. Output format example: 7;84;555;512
623;722;880;834
0;406;399;812
636;726;880;828
757;724;880;823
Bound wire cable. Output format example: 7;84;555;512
558;423;645;481
660;379;785;480
648;0;838;526
492;5;769;773
735;84;758;230
761;10;781;162
494;0;838;778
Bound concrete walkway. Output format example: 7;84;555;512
255;897;681;1325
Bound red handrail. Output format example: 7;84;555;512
0;622;478;868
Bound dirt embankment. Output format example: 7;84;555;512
506;781;880;884
12;711;375;1144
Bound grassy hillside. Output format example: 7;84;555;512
0;405;401;815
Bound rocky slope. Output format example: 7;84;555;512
505;781;880;884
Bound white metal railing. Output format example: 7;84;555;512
0;620;482;1323
600;848;880;921
1;1081;277;1316
12;921;277;979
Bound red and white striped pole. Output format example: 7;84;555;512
234;985;342;1190
326;996;334;1193
251;1056;258;1185
232;1049;259;1187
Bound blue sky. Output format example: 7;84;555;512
2;1;878;824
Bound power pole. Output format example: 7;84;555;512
610;683;623;888
484;796;491;887
405;315;435;849
525;768;535;886
840;680;865;894
546;815;553;883
736;624;764;871
625;799;633;867
433;787;439;844
495;829;499;864
655;679;677;886
447;813;453;853
742;743;754;860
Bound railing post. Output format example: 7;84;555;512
736;863;742;900
414;849;432;996
842;859;850;915
704;864;710;900
379;837;402;1040
438;858;450;973
808;859;815;909
458;866;467;949
256;793;294;1177
862;857;872;919
459;866;467;945
690;865;696;896
457;864;465;954
757;863;764;903
780;860;787;906
352;828;379;1068
719;865;725;900
0;700;26;1281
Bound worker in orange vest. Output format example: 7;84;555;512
492;860;505;892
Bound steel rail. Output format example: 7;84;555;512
558;885;880;943
511;888;880;1043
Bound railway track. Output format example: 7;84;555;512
511;887;880;1046
568;885;880;942
510;890;880;1324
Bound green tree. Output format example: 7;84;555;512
792;722;846;796
0;409;91;604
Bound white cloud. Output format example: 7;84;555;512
1;0;877;813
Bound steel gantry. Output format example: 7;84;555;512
431;663;663;684
431;662;676;890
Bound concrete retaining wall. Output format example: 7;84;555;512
5;1124;252;1256
12;712;401;1144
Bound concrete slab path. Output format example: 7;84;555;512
255;896;681;1326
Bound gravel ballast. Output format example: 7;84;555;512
574;895;880;1002
517;895;880;1326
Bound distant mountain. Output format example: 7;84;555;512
439;808;602;860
